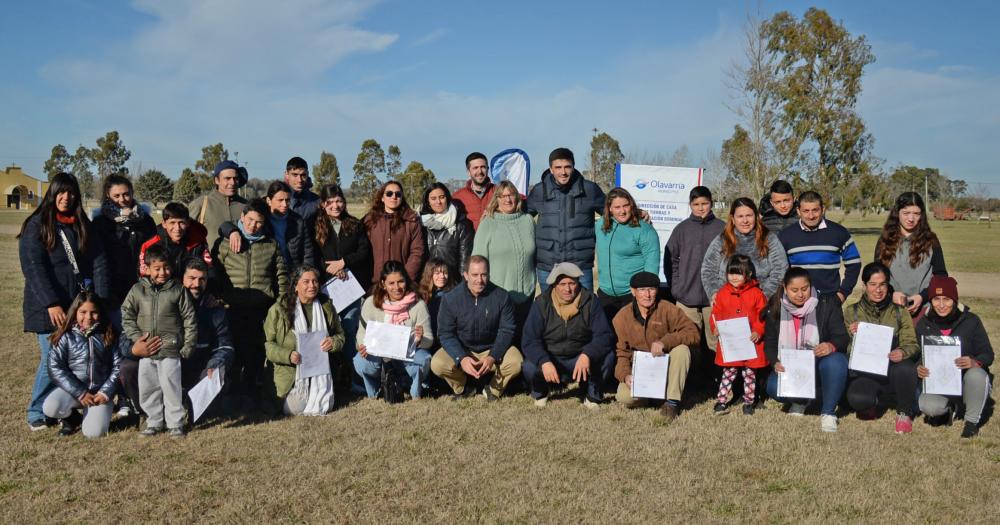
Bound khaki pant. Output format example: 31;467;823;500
676;303;716;351
430;347;523;397
616;345;691;405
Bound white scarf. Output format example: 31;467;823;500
292;299;334;416
420;203;458;232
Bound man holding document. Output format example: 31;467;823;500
521;263;614;408
612;272;700;421
915;276;994;438
431;256;523;400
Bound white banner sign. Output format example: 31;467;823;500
615;163;703;282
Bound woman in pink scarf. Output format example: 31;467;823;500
354;261;434;400
763;267;850;433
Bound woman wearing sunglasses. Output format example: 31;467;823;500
363;181;425;282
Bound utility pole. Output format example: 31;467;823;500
925;171;929;211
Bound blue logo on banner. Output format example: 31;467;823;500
635;179;648;189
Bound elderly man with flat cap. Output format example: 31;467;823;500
521;262;614;407
612;271;701;420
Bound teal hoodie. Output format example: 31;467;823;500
594;218;660;297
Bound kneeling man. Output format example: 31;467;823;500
613;271;700;420
522;263;613;407
431;255;523;399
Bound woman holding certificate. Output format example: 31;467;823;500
764;267;850;432
843;263;920;433
915;276;993;438
263;265;345;416
355;261;434;401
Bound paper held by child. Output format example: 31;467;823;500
631;351;669;400
849;322;893;376
716;317;759;363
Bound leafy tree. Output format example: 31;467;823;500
195;143;229;178
43;145;72;180
313;151;341;186
244;178;269;199
763;8;875;202
92;131;131;178
351;139;386;199
668;144;692;167
173;168;205;203
588;131;624;190
72;146;96;200
386;145;402;180
134;168;173;206
889;165;952;202
399;161;437;207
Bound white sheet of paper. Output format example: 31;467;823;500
777;347;815;399
323;271;366;314
848;322;893;376
363;321;413;362
188;367;224;423
923;344;962;396
296;330;331;379
716;317;759;364
631;351;669;400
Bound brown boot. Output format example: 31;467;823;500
659;402;679;421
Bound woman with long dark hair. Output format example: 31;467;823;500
354;260;434;400
420;182;473;278
18;172;108;431
91;174;156;325
701;197;787;299
874;192;947;316
364;181;425;282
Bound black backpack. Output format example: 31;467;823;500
380;361;406;404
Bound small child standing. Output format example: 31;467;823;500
710;254;769;415
121;244;197;437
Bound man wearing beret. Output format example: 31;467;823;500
521;262;614;408
612;271;701;420
189;160;248;248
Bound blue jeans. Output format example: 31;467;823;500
536;268;594;293
766;351;848;416
522;351;615;402
28;333;56;424
353;349;432;399
338;298;365;393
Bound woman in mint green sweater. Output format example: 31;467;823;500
472;181;537;331
595;187;660;320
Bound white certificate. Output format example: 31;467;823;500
188;367;224;423
363;321;413;362
295;330;331;379
777;347;815;399
323;271;366;314
716;317;759;364
631;351;669;400
848;322;893;376
923;343;962;396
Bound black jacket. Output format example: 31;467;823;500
764;294;850;364
19;214;109;333
521;288;612;365
759;193;799;234
437;283;516;363
526;169;606;271
220;211;316;271
92;209;156;306
916;304;994;370
422;212;474;276
317;217;374;293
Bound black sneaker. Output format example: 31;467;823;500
713;402;729;415
742;403;755;416
28;419;48;432
59;411;82;436
961;421;979;439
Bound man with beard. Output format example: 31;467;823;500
451;152;496;231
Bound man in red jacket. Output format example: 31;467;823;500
452;152;495;230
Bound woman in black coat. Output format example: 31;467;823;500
18;172;109;431
419;183;473;278
90;174;156;323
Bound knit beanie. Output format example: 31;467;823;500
927;275;958;303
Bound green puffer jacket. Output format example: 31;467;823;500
213;235;289;311
843;295;919;359
264;297;345;399
121;277;198;359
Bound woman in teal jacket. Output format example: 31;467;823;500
595;187;660;320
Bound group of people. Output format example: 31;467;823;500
19;148;993;440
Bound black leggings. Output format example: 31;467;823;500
846;360;919;415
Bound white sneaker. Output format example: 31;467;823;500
788;403;807;416
582;398;600;410
820;414;838;433
117;406;131;418
534;397;548;408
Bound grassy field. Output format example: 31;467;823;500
2;209;1000;522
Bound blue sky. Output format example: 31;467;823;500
2;0;998;194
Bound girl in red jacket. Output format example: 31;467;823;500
710;254;769;415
